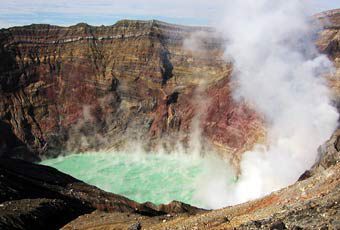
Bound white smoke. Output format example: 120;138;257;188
196;0;339;208
188;80;211;156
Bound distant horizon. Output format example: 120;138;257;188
0;0;339;29
2;18;216;29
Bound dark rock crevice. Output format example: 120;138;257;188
159;48;173;86
157;34;173;86
0;198;91;230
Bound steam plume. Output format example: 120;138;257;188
196;0;338;208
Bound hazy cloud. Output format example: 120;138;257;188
0;0;338;28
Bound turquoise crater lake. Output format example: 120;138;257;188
41;151;209;206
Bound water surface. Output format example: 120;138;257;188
41;151;208;206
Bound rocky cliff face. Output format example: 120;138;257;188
0;20;263;160
0;11;339;162
316;9;340;104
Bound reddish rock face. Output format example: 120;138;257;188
315;10;340;104
0;9;339;160
0;20;260;160
204;78;265;154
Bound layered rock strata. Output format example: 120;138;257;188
0;20;263;160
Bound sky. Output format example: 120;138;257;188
0;0;339;29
